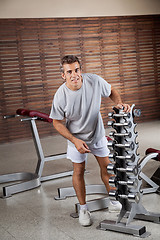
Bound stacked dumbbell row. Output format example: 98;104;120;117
107;107;142;206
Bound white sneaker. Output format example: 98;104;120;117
109;201;122;213
79;209;92;226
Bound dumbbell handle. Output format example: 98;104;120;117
116;154;135;162
109;131;132;138
115;142;134;150
116;166;138;175
109;108;141;118
109;177;138;188
107;163;138;175
108;141;134;150
108;112;130;118
109;153;135;162
108;121;132;128
109;190;140;203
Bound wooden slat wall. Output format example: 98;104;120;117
0;15;160;143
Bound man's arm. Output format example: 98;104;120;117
53;119;90;154
109;86;131;112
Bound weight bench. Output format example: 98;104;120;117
0;109;73;198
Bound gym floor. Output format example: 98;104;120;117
0;121;160;240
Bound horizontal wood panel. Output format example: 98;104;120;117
0;15;160;143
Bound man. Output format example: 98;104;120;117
50;55;131;226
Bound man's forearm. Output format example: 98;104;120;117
52;119;91;153
109;86;123;105
109;86;131;112
53;119;76;144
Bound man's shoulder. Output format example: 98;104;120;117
82;73;101;84
82;73;99;79
54;83;67;101
55;83;66;94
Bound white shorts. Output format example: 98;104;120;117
67;136;110;163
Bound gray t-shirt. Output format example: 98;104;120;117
49;73;111;145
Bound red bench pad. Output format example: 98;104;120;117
146;148;160;161
16;109;52;123
16;109;30;116
29;110;52;123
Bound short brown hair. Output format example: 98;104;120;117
60;55;81;73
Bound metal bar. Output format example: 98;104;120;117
30;119;45;177
0;172;37;183
98;220;150;238
45;153;67;162
21;117;38;121
3;178;41;198
54;184;108;200
4;114;20;119
135;212;160;224
0;173;41;198
142;187;159;194
140;172;159;193
139;153;158;169
40;170;73;182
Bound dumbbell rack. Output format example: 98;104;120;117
98;104;160;238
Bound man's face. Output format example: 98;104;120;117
61;62;82;91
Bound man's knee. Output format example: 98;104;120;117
73;162;85;177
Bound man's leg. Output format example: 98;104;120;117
94;155;113;192
72;161;92;226
95;155;122;212
72;161;86;205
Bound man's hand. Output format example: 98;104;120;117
109;86;131;113
116;103;131;113
53;120;90;154
73;138;91;154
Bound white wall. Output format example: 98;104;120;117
0;0;160;18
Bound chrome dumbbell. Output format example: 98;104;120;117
108;121;132;128
109;190;140;203
109;153;135;163
117;166;138;176
107;163;138;176
109;131;132;138
109;176;138;189
108;108;141;118
108;140;135;150
116;154;135;163
108;112;131;118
